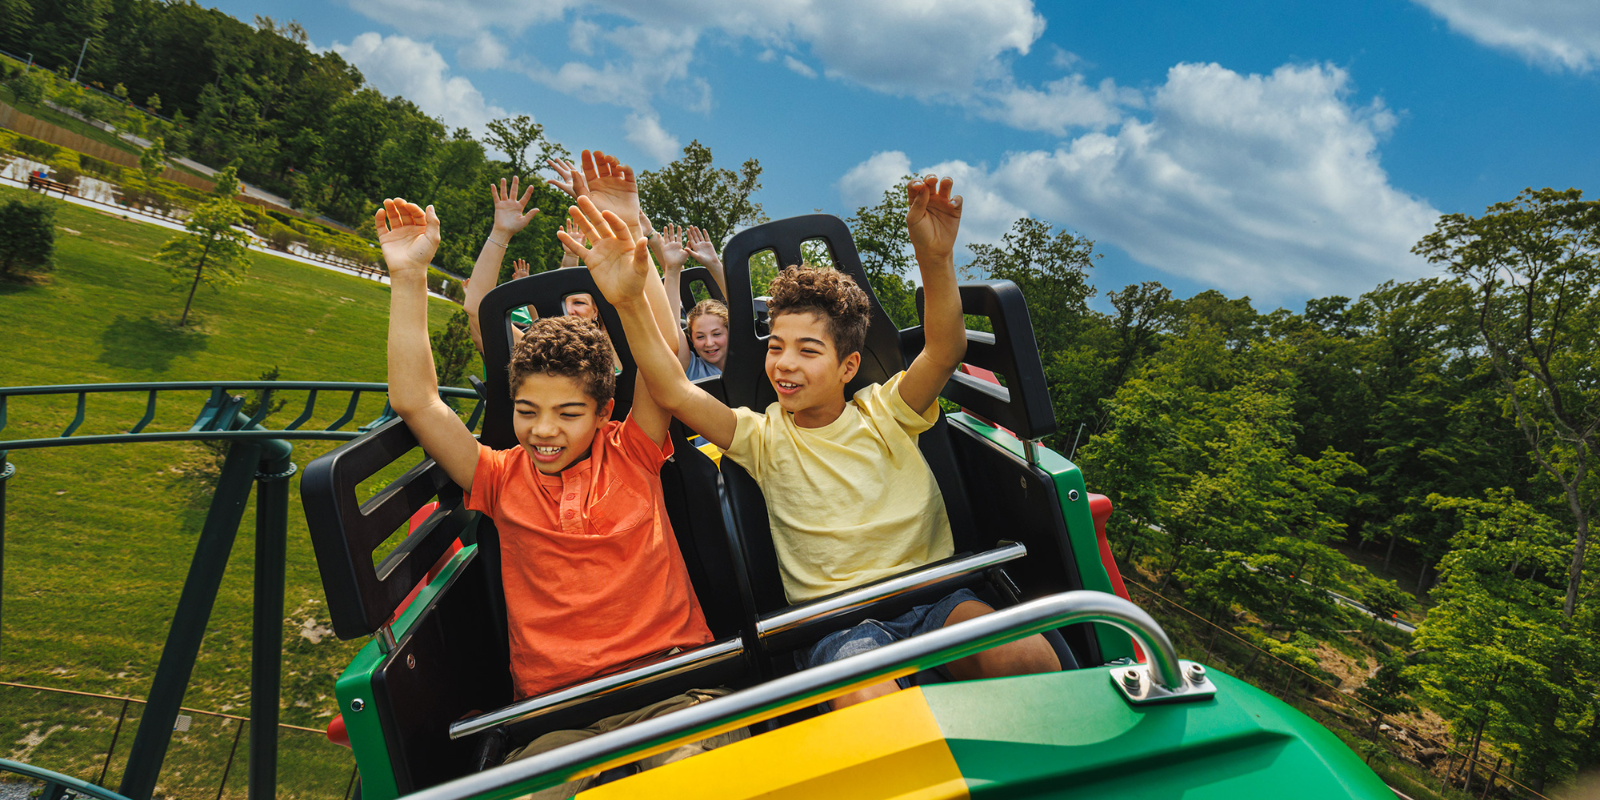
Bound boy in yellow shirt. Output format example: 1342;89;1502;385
561;175;1059;709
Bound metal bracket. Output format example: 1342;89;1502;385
374;624;398;655
1111;660;1217;705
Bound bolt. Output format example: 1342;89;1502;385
407;653;417;670
1121;668;1142;691
1019;475;1026;489
1068;489;1080;501
350;698;365;712
1186;664;1207;684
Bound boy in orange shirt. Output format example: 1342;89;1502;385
376;183;741;792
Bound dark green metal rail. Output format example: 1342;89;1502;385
0;381;482;800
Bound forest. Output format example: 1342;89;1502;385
1;0;1596;794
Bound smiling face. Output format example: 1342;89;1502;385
691;314;729;368
563;292;598;321
512;372;614;473
766;311;860;427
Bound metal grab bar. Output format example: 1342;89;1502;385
755;542;1028;639
448;638;746;740
407;591;1197;800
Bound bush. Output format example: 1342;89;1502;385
12;136;59;163
78;154;123;181
259;220;299;251
11;71;45;106
0;198;56;279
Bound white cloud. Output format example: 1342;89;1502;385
971;75;1139;135
784;55;817;79
347;0;1046;100
332;32;508;132
844;63;1441;302
838;151;1029;251
458;31;510;70
624;112;681;163
343;0;577;38
1412;0;1600;71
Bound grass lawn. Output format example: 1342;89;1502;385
0;185;477;798
0;84;144;159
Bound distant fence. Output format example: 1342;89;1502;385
0;100;213;192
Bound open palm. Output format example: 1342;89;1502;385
375;199;439;278
492;176;539;233
582;150;641;234
658;223;689;270
906;176;962;259
558;197;649;303
686;226;721;267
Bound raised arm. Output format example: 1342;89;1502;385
559;198;737;448
380;199;481;491
643;214;695;368
685;225;729;300
897;175;967;414
463;177;540;351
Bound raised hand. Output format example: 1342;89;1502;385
906;175;962;260
511;258;530;280
685;225;722;269
491;176;540;235
581;149;642;237
560;218;583;267
558;197;650;304
375;198;440;278
546;158;577;198
657;222;689;271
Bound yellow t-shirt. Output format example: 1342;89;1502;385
724;372;955;603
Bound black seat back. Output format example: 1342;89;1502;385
679;265;726;313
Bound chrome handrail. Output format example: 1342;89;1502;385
448;638;746;740
755;542;1027;639
409;591;1195;800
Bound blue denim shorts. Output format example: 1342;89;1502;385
795;587;987;688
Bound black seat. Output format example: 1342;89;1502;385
716;214;1100;677
677;265;725;314
301;267;756;792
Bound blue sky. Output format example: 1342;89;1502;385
210;0;1600;310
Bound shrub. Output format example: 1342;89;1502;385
78;155;123;181
12;136;58;163
0;198;56;279
11;71;45;105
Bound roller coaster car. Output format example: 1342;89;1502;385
302;215;1394;799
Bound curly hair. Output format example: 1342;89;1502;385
766;265;871;359
508;315;616;406
686;298;729;331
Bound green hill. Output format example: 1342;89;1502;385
0;185;474;797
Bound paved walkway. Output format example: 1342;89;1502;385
1;171;454;303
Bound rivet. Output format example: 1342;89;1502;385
1121;668;1142;690
1019;475;1026;489
407;653;417;670
1068;489;1080;501
350;698;365;712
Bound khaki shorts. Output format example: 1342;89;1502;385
504;688;748;799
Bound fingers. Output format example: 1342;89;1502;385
510;175;521;199
581;149;598;182
517;182;534;206
568;197;606;243
492;180;503;203
373;205;389;235
621;165;634;184
598;209;631;241
937;176;953;202
556;229;587;260
631;238;651;272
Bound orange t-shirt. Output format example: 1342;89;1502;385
464;414;713;700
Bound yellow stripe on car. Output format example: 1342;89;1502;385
580;687;969;800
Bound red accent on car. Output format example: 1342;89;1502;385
327;714;350;748
386;501;464;625
1089;493;1145;663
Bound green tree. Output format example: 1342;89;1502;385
210;164;239;198
140;136;166;179
432;309;476;389
483;114;561;177
1355;651;1418;731
0;197;56;280
1414;188;1600;629
637;140;763;248
845;179;917;328
156;198;251;325
10;69;44;105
